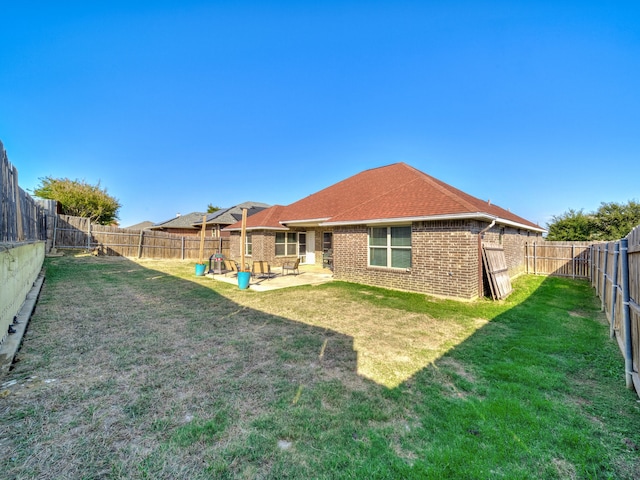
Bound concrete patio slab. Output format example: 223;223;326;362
208;266;334;291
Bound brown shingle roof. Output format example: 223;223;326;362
226;163;543;231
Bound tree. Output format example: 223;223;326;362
593;200;640;240
546;209;597;241
33;176;121;225
546;200;640;241
207;203;221;213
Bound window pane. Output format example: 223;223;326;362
391;248;411;268
275;232;285;243
370;227;387;246
275;244;285;256
287;232;297;243
370;247;387;266
287;243;297;256
323;232;333;251
391;226;411;246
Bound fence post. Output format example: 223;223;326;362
137;230;144;258
602;243;609;312
610;242;620;339
86;219;91;251
181;236;185;260
533;242;537;275
52;214;58;250
589;243;593;287
620;238;634;389
13;167;25;241
595;246;601;296
571;244;575;279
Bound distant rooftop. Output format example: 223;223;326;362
151;212;207;230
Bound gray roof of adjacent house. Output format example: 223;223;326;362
193;201;270;227
151;212;207;230
124;221;155;230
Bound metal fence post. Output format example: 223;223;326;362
620;238;633;389
602;243;609;312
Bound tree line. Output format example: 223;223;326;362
33;177;222;226
546;200;640;241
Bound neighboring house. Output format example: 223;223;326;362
124;221;155;230
150;212;208;236
192;201;270;237
224;162;545;300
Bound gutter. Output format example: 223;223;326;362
478;219;497;298
321;213;546;233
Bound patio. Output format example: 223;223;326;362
208;265;334;291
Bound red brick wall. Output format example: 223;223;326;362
230;221;542;300
482;225;543;277
332;221;481;300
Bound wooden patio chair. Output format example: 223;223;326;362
282;258;300;276
223;259;239;277
252;260;274;279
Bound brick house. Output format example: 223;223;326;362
151;202;269;237
224;163;545;300
192;201;270;238
150;212;208;236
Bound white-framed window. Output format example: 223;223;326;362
275;232;298;256
369;226;411;269
245;233;252;256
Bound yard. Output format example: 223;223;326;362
1;254;639;479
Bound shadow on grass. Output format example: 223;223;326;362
2;254;639;479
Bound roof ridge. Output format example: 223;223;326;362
319;164;421;221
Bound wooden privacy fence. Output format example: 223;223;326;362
54;215;230;260
591;226;640;394
0;141;47;243
524;241;591;278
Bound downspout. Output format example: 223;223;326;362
478;219;496;298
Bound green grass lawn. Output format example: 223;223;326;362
1;254;639;479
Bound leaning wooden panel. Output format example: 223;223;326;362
482;243;512;300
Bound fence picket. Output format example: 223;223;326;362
0;141;47;243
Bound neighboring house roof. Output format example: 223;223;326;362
225;163;545;232
193;201;271;227
151;212;207;230
125;221;154;230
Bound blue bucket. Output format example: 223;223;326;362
237;271;251;289
195;263;206;276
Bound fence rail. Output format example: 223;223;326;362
591;226;640;394
54;215;230;260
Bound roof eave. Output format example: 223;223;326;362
223;226;290;232
320;213;494;226
279;217;331;227
321;212;546;233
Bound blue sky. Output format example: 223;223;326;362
1;1;638;228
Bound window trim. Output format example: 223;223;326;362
368;225;412;269
245;233;252;256
275;231;299;257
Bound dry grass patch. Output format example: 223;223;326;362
1;256;639;479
